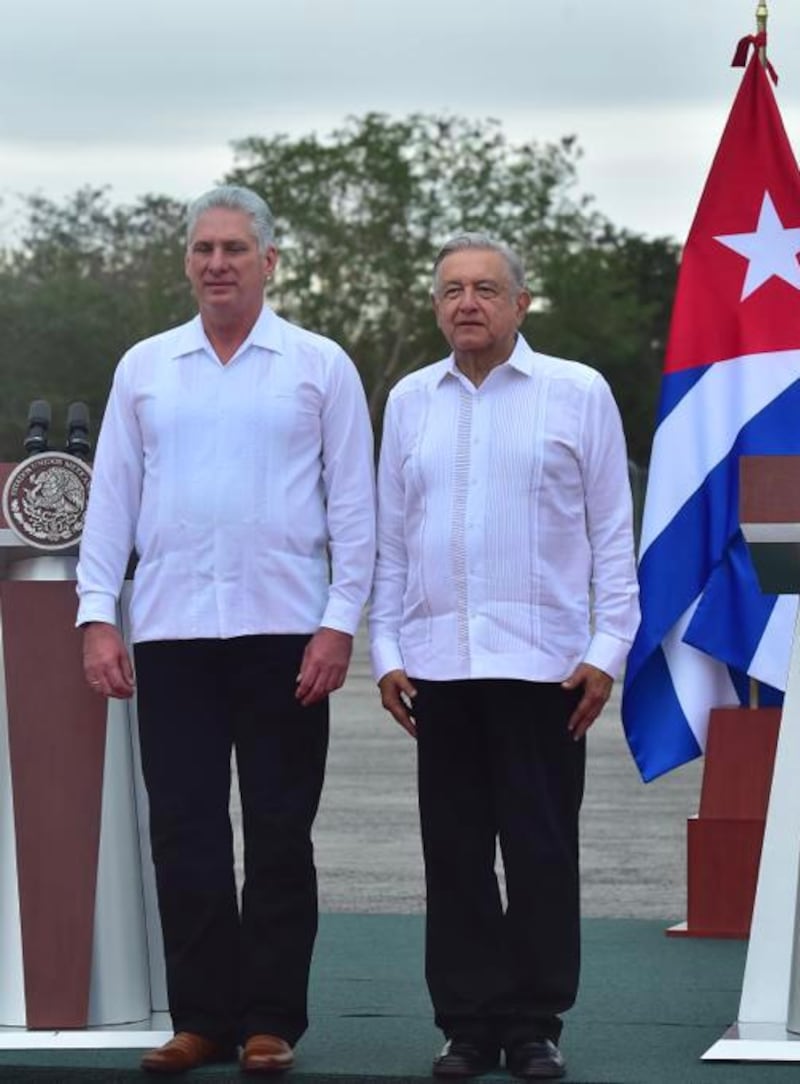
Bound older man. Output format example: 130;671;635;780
370;234;639;1079
77;186;375;1074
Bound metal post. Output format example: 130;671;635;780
756;1;768;65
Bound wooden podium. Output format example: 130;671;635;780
0;460;169;1049
668;705;779;939
704;455;800;1061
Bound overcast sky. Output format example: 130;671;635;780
2;0;799;246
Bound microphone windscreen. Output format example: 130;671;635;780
67;401;90;428
27;399;51;426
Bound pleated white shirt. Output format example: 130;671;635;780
369;335;640;683
77;306;376;643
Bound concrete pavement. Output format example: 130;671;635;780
297;627;704;919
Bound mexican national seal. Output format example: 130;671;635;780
2;452;92;551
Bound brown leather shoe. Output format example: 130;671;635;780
141;1031;234;1073
240;1034;294;1073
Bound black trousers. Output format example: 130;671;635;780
134;635;329;1046
413;678;585;1047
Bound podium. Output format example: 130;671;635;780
668;705;779;939
0;459;169;1049
704;455;800;1061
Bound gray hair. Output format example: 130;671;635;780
186;185;276;252
432;233;527;296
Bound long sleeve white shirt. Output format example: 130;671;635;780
369;335;640;683
76;306;376;643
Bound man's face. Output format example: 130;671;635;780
185;207;278;320
432;248;530;360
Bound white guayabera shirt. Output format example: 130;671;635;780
76;306;376;642
369;334;640;684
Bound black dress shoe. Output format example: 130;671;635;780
433;1038;500;1078
506;1039;565;1079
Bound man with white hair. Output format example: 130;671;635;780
77;185;375;1074
370;233;639;1080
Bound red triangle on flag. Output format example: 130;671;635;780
665;54;800;373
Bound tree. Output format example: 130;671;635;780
0;189;193;459
0;116;679;463
229;118;599;409
226;114;677;456
529;230;680;463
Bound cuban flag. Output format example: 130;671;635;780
621;38;800;782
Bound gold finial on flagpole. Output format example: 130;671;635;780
756;1;768;65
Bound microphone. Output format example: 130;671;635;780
23;399;51;457
65;401;91;460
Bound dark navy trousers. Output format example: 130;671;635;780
413;678;585;1047
134;635;329;1046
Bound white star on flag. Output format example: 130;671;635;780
715;190;800;300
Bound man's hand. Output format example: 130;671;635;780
295;627;353;706
377;669;417;738
562;662;613;741
82;621;136;700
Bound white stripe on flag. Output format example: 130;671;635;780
641;350;800;556
663;596;739;748
749;595;799;690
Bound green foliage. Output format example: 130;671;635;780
0;188;194;459
229;117;593;416
226;114;677;452
0;116;679;464
528;230;679;463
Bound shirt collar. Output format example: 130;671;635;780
436;332;535;387
169;305;285;362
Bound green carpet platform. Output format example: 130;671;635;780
0;915;792;1083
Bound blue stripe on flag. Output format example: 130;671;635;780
621;646;704;781
634;380;800;658
657;363;711;418
624;375;800;780
685;532;777;671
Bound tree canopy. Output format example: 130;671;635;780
226;113;679;457
0;114;679;464
0;189;193;459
